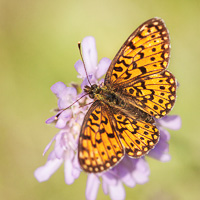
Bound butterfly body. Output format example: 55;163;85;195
84;84;154;123
78;18;177;173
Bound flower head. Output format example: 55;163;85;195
34;36;181;200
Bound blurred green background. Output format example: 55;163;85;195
1;0;200;199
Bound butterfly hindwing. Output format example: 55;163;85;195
113;110;159;158
105;18;170;86
78;101;124;173
121;70;176;118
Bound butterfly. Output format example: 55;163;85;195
78;17;176;173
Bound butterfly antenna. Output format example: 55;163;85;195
79;101;93;108
55;93;88;119
78;42;92;86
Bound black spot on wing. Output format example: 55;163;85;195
140;66;147;74
91;113;99;120
114;66;123;72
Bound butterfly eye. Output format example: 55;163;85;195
91;84;97;90
89;93;95;99
93;84;97;88
84;85;91;93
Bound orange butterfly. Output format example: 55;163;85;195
78;18;176;173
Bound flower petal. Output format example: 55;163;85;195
148;128;171;162
34;158;63;182
58;87;77;109
51;82;67;98
95;57;111;79
86;174;100;200
74;60;85;79
112;157;136;187
72;155;81;179
132;158;150;184
42;133;58;156
54;131;65;159
102;171;118;185
120;172;136;188
108;181;125;200
148;149;171;162
64;151;75;185
158;115;181;130
82;36;98;74
102;181;109;195
55;110;72;129
45;115;57;124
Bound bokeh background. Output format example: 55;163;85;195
1;0;200;199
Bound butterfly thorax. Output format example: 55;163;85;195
84;84;154;123
84;84;124;105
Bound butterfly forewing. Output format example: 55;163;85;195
105;18;170;86
78;101;124;173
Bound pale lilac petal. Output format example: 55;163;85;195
102;171;118;185
58;87;77;109
108;181;125;200
159;127;170;141
55;110;72;129
47;150;57;160
43;133;58;156
72;155;81;179
148;149;171;162
102;181;109;195
148;128;171;162
55;119;67;129
120;172;136;187
46;115;56;124
82;36;98;74
34;158;63;182
86;174;100;200
51;82;67;98
113;157;136;187
66;133;78;150
64;154;75;184
158;115;181;130
132;158;150;184
74;60;85;78
95;57;111;79
72;168;80;179
54;132;64;159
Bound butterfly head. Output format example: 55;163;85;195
84;84;101;99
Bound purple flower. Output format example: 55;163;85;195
35;36;181;200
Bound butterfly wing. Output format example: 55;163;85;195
105;17;170;86
104;17;176;118
112;109;159;158
78;101;124;173
122;70;176;118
